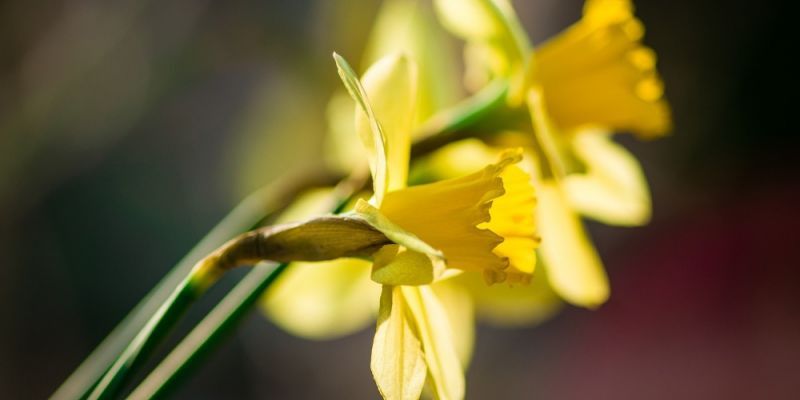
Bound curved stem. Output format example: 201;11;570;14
87;273;204;400
127;262;288;400
57;74;514;399
52;172;339;400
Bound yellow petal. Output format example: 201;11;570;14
433;0;530;87
538;182;609;307
526;87;568;180
355;199;444;260
371;286;427;400
402;286;465;400
409;138;501;183
363;0;461;126
324;90;368;175
357;53;418;193
381;153;515;280
262;188;379;339
564;130;651;225
455;265;562;327
480;162;539;284
263;258;379;339
354;200;446;286
431;281;475;367
372;244;443;286
533;0;671;137
333;52;390;205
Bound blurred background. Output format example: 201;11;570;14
1;0;797;398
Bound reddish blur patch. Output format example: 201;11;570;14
548;185;800;400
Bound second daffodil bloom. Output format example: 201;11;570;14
434;0;672;307
270;52;537;400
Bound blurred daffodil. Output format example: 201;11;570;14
433;0;671;307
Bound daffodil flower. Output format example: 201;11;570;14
433;0;671;307
266;52;537;400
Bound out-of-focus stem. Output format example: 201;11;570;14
52;171;340;400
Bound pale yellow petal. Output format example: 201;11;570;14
455;265;562;327
526;87;568;180
372;286;427;400
363;0;461;126
357;53;418;193
333;52;390;205
538;182;609;307
324;90;368;175
263;258;379;339
372;244;444;286
564;130;651;225
431;281;475;367
261;188;378;339
402;286;465;400
433;0;530;86
409;138;501;183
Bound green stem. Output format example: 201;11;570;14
127;263;288;400
128;186;359;399
87;273;204;400
411;79;512;159
57;75;512;399
52;173;337;400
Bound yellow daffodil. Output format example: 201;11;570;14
433;0;671;307
266;51;538;400
339;52;538;400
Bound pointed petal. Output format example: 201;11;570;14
431;281;475;367
263;258;379;339
363;0;461;125
433;0;530;89
262;188;378;339
564;130;652;225
371;286;427;400
402;286;465;400
357;54;418;193
333;52;390;205
538;182;609;307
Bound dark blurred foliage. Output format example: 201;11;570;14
0;0;797;399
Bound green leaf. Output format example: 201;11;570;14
51;177;305;400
